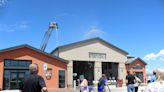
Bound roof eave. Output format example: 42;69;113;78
0;44;69;64
51;37;129;55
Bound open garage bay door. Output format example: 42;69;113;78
102;62;118;80
73;61;94;85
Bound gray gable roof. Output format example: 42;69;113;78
0;44;68;64
51;37;128;55
126;57;147;65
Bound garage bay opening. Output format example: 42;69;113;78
73;61;94;85
102;62;118;81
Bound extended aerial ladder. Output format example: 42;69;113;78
40;22;58;51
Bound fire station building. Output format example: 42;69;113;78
0;37;147;90
52;37;129;87
51;37;147;87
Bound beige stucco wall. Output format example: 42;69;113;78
57;42;127;62
52;41;127;87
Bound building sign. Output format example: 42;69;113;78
43;63;52;80
43;63;48;71
89;52;106;59
45;68;52;80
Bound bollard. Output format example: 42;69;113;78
73;80;76;91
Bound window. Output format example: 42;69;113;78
5;60;10;66
133;65;143;69
3;70;10;89
59;70;65;88
4;59;32;68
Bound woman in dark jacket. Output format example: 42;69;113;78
98;74;107;92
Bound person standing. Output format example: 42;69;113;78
134;74;141;92
145;68;164;92
19;64;47;92
98;74;107;92
79;75;88;92
126;71;135;92
150;70;156;83
88;80;93;92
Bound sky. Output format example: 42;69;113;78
0;0;164;73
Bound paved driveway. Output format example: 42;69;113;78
0;86;146;92
47;86;146;92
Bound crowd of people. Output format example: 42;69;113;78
126;71;142;92
78;74;107;92
18;63;164;92
18;63;97;92
79;70;159;92
126;68;164;92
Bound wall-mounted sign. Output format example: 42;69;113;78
43;63;53;80
89;52;106;59
45;68;52;80
43;63;47;71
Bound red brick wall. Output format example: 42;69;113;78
0;47;67;89
126;59;147;83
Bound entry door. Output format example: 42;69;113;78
10;72;25;89
3;59;32;90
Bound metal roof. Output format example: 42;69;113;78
126;57;147;65
51;37;129;55
0;44;68;64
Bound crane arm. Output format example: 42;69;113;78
40;22;58;51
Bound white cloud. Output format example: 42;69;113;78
0;0;7;7
146;68;151;74
84;26;105;38
0;23;29;32
19;24;29;29
143;49;164;61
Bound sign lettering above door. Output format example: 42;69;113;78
89;52;106;59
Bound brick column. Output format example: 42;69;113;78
94;61;102;81
118;62;126;85
67;60;73;88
